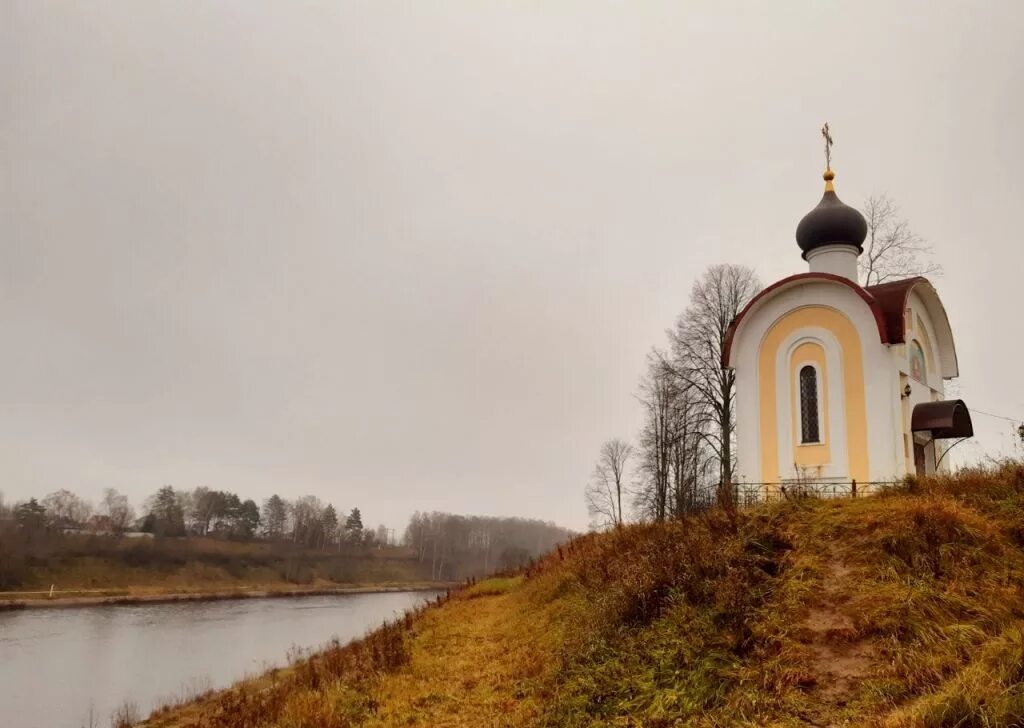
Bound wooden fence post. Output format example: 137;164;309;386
851;479;857;498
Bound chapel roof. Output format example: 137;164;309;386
722;273;959;378
722;273;887;368
795;170;868;258
866;276;960;378
863;276;929;345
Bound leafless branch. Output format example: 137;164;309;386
860;194;941;286
585;439;633;528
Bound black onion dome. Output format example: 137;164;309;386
795;170;867;259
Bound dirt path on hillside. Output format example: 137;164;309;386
797;560;878;724
366;592;557;727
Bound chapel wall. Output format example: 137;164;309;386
730;281;899;486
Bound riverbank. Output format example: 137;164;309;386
0;532;443;606
139;466;1024;727
0;581;452;611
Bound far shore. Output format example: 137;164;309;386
0;581;453;612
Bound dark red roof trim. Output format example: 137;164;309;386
863;276;928;346
722;272;892;368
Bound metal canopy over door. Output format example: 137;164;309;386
910;399;974;476
911;399;974;439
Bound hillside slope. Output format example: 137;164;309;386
145;465;1024;727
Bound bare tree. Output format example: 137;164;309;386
635;353;678;521
633;352;715;522
188;486;222;536
585;438;633;528
860;194;940;286
668;381;713;518
41;489;93;528
668;264;761;492
289;495;324;545
101;488;135;533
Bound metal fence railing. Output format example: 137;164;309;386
731;480;898;508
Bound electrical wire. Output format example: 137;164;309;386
968;407;1022;424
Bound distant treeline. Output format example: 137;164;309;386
0;486;402;591
0;489;574;587
403;511;574;581
0;530;428;592
0;486;382;548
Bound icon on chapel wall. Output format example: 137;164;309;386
909;341;926;383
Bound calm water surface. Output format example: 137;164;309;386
0;590;438;728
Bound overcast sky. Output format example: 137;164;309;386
4;2;1023;533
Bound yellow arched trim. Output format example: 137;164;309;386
790;342;830;467
758;306;869;483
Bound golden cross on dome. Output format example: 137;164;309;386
821;122;833;171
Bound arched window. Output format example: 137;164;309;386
799;365;820;443
909;340;927;383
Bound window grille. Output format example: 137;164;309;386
799;366;820;443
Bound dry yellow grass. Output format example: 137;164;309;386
141;463;1024;728
367;585;556;725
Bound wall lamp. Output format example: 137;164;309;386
901;383;912;399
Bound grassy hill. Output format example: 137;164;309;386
143;464;1024;727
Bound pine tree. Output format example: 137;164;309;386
345;507;363;542
146;486;185;536
15;498;46;531
321;504;339;548
233;498;260;537
261;495;287;538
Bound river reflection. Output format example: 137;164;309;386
0;590;438;728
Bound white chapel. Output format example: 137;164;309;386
723;152;972;487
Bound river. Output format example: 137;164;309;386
0;590;439;728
